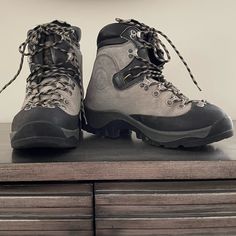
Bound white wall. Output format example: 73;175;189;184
0;0;235;122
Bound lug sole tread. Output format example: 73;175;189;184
83;120;233;148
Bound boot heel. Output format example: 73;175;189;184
83;122;131;139
83;106;131;139
104;125;131;139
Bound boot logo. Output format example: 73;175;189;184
93;67;109;90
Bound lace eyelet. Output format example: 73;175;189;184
64;99;69;105
144;85;149;91
47;103;55;108
24;105;31;111
31;104;37;109
166;99;173;106
152;90;160;97
139;82;144;88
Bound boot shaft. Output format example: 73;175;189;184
86;19;213;121
96;22;153;90
27;20;82;82
96;20;171;87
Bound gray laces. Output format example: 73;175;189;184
0;22;86;122
116;18;202;105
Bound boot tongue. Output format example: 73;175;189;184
147;47;165;67
28;21;81;76
140;31;165;67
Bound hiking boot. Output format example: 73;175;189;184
84;18;233;148
0;20;84;148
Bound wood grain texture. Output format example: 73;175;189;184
0;207;92;218
97;217;236;229
96;181;236;192
96;193;236;205
0;161;236;182
0;183;92;208
97;204;236;218
95;181;236;234
0;219;92;230
0;183;93;232
0;232;92;236
0;183;92;195
97;228;236;236
0;195;91;208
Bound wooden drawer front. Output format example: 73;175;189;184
95;181;236;236
0;183;93;235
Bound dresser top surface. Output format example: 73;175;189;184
0;123;236;181
0;123;235;164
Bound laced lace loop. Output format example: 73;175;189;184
26;76;75;108
116;18;202;105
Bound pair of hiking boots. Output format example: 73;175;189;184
1;19;233;149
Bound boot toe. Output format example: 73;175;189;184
11;107;80;149
131;102;232;133
12;107;79;132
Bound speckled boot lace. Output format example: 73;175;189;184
0;21;86;121
116;18;202;106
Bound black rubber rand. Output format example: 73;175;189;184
11;121;81;149
83;107;234;148
11;107;81;149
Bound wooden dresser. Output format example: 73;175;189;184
0;123;235;235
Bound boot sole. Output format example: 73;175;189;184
11;121;81;149
83;108;234;148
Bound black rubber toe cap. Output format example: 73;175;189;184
208;114;233;137
12;107;79;132
131;102;233;132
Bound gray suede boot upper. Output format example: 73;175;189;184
84;18;233;148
